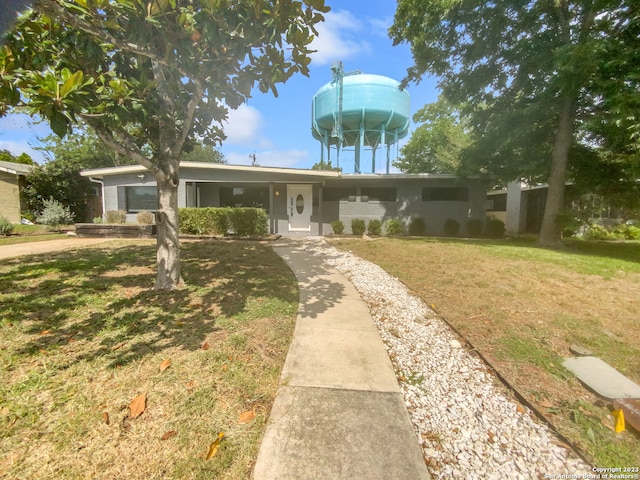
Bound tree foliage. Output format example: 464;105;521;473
394;95;469;174
0;149;34;165
1;0;328;289
391;0;640;245
182;142;226;163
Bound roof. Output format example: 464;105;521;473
81;161;343;179
0;160;33;175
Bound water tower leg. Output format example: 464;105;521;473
378;128;386;174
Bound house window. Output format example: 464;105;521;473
422;187;468;202
220;187;269;212
361;187;396;202
126;186;157;212
323;187;357;202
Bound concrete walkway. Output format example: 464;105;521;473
253;239;430;479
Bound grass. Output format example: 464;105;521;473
329;236;640;468
0;239;298;479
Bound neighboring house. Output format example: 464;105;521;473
81;162;489;236
0;160;32;223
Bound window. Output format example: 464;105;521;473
220;187;269;211
422;187;468;202
361;187;396;202
323;187;357;202
126;186;157;212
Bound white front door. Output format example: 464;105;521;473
287;184;312;232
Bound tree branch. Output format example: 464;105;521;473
85;119;154;171
35;0;191;78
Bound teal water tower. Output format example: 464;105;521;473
311;62;410;173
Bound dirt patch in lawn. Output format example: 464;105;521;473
330;237;640;467
0;239;298;479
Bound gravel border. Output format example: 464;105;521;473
302;238;592;480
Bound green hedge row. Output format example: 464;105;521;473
179;207;268;237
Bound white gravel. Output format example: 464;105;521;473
301;237;593;480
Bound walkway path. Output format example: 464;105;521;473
0;236;121;260
253;238;430;479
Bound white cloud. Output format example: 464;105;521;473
310;10;372;66
225;149;310;169
221;104;264;146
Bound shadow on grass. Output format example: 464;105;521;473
0;240;299;368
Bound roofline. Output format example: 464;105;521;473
0;161;33;175
80;161;343;179
341;173;484;180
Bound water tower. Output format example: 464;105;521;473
311;62;410;173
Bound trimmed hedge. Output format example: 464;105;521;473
179;207;267;237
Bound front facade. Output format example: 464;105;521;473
0;160;32;223
81;162;489;236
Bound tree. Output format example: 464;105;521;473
311;160;341;172
0;149;34;164
38;128;133;167
2;0;328;289
394;96;469;174
390;0;639;245
182;142;226;163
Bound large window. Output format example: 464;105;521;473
323;187;357;202
422;187;468;202
361;187;396;202
126;186;157;212
220;187;269;211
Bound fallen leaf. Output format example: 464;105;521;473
238;410;256;424
201;342;210;351
112;341;126;351
129;393;146;419
40;330;50;335
221;364;228;371
160;359;171;372
161;430;176;440
206;432;225;460
516;405;525;414
103;412;110;425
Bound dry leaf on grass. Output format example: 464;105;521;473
161;430;176;441
160;359;171;372
129;393;146;419
201;342;210;350
103;412;110;425
206;432;225;460
238;410;256;425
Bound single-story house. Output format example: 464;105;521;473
81;162;489;236
0;160;32;223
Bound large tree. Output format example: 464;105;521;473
394;95;470;174
1;0;328;289
390;0;639;245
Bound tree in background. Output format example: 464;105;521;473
0;149;34;165
1;0;328;289
394;96;469;174
182;143;226;164
391;0;640;245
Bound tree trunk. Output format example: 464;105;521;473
154;162;182;290
538;95;575;246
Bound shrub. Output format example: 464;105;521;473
408;217;426;236
330;219;344;235
385;219;404;236
444;218;459;237
36;198;75;230
351;218;366;236
0;217;14;236
227;207;268;237
485;217;505;238
612;224;640;240
104;210;127;224
179;207;230;235
93;216;103;224
367;219;382;236
136;211;155;225
583;223;610;240
467;219;483;237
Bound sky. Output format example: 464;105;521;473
0;0;439;173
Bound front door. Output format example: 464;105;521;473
287;184;312;232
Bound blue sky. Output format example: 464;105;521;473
0;0;439;172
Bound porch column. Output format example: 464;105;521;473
318;184;324;236
269;182;275;235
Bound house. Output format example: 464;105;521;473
0;160;32;223
80;162;489;236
